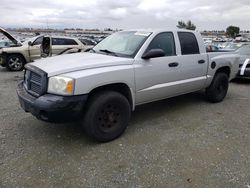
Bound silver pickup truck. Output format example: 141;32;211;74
17;29;239;142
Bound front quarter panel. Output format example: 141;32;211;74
1;45;30;62
60;63;135;96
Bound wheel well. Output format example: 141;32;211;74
5;53;27;64
88;83;133;109
215;66;230;77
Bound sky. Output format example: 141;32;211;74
1;0;250;30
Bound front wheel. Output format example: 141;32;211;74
6;54;25;71
205;72;229;103
82;91;131;142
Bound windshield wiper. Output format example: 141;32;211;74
99;49;118;56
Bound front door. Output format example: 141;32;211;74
29;36;43;61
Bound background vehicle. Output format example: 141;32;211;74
40;36;94;58
206;44;220;52
17;29;239;142
0;28;92;71
79;38;97;46
235;45;250;78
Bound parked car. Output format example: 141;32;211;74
17;29;239;142
206;44;220;52
235;45;250;78
0;28;90;71
79;38;97;46
40;36;94;58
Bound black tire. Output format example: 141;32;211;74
6;54;25;71
82;91;131;142
205;72;229;103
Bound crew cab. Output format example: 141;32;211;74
0;28;93;71
17;29;239;142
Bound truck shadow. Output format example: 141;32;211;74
23;91;207;145
130;91;206;127
232;78;250;84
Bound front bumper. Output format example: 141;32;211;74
17;81;88;123
0;54;6;66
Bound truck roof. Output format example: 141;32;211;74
125;28;198;34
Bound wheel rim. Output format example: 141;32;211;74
8;57;23;70
96;103;122;133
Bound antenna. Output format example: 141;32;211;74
46;18;49;30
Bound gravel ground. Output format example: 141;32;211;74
0;67;249;188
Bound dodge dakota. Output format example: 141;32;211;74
17;29;239;141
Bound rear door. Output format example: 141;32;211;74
176;32;208;90
51;38;80;55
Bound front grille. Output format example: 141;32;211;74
31;72;42;83
30;81;42;93
24;66;47;97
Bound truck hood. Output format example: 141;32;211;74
0;27;21;45
29;52;134;77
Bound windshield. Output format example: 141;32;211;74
236;45;250;55
22;36;38;45
0;32;13;47
93;31;151;58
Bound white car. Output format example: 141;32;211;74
0;28;93;71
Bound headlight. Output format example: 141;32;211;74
48;76;75;95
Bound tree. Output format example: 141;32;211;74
177;21;186;29
177;20;196;30
226;26;240;38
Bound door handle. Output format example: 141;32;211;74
198;60;205;64
168;62;179;67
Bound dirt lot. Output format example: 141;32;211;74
0;67;249;188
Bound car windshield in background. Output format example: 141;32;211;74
236;45;250;55
93;31;151;58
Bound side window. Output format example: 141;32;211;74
52;38;61;45
32;37;43;45
65;39;78;45
52;38;78;45
178;32;200;55
146;32;176;56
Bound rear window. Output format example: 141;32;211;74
52;38;78;45
178;32;200;55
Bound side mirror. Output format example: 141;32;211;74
28;41;32;46
142;49;165;59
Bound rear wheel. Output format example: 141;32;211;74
205;72;229;103
6;54;25;71
82;91;131;142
